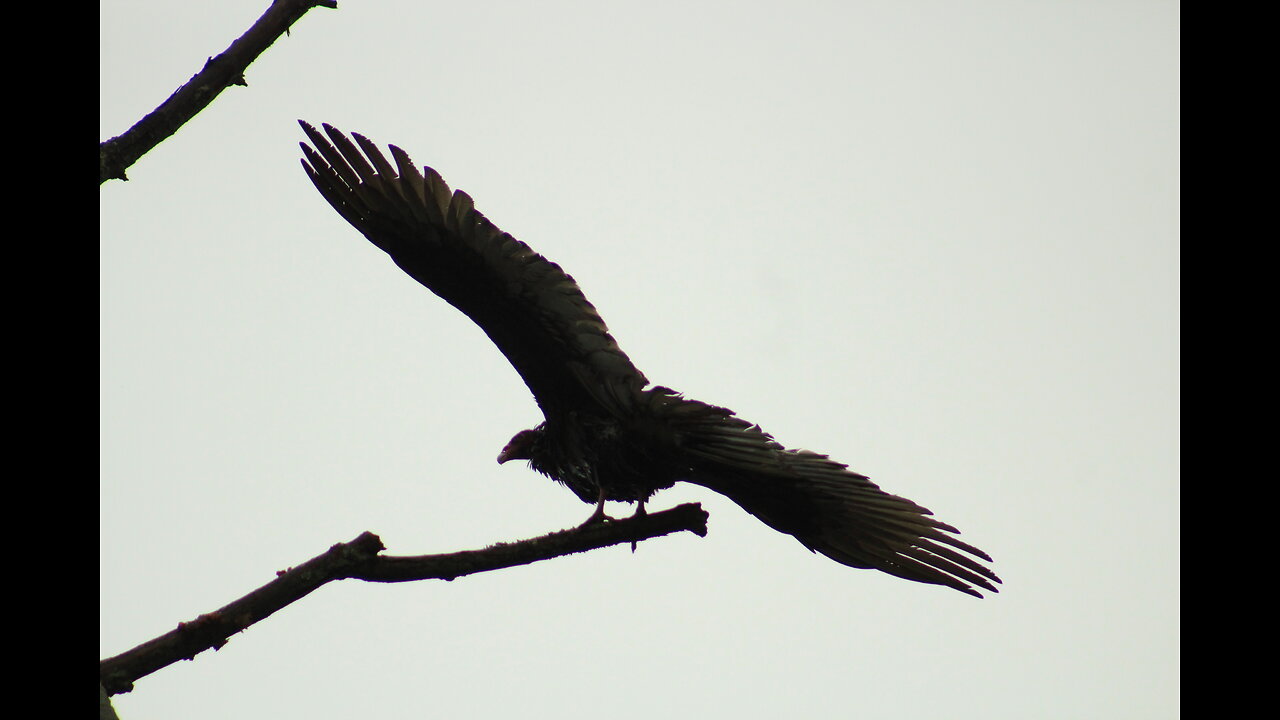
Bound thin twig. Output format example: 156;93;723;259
99;0;338;184
99;503;708;695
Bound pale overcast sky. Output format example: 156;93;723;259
101;2;1178;718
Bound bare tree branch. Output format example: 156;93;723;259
99;0;338;184
99;683;120;720
99;503;709;696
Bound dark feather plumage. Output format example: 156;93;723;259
300;122;1001;597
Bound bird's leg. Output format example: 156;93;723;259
578;483;613;527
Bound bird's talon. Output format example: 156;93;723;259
577;509;615;528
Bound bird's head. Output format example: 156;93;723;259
497;427;542;465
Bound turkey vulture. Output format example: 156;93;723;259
299;121;1000;597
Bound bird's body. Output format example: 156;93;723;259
300;122;1001;597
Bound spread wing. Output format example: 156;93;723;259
299;122;647;418
640;388;1002;597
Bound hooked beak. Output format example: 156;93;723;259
497;428;538;465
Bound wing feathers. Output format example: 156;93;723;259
300;121;647;417
352;132;398;182
651;388;1001;596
